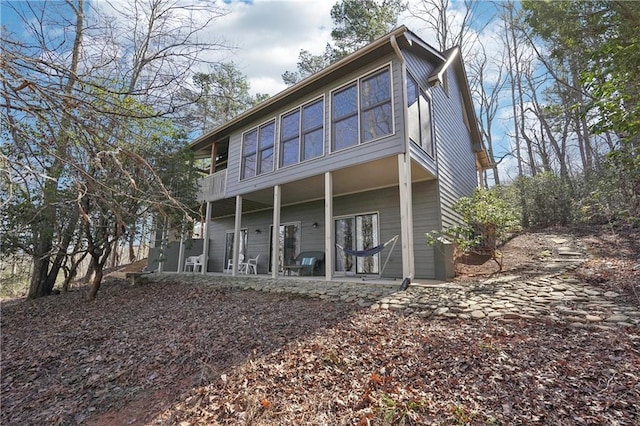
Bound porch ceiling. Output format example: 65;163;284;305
209;156;434;218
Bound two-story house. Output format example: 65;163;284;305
148;25;491;282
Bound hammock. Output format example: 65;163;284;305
336;235;398;278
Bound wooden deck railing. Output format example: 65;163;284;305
197;169;227;201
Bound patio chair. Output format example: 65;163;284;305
226;254;245;273
185;254;204;273
243;254;261;275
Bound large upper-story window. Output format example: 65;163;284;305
360;68;392;142
407;73;433;157
332;66;392;151
242;120;275;179
280;98;324;167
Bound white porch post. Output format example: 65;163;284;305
271;185;281;278
232;195;242;277
158;217;168;272
325;171;334;280
201;201;212;274
177;224;186;273
397;153;415;279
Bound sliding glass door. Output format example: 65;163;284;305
335;213;379;274
224;229;247;270
269;222;301;272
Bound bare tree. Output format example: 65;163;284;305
467;42;507;185
408;0;485;54
1;0;227;300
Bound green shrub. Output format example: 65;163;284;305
513;172;573;228
426;187;520;272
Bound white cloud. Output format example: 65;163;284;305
206;0;334;95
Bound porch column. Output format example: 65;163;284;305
271;185;281;278
201;201;212;274
324;171;334;280
158;217;168;272
397;153;415;279
177;224;186;273
232;195;242;277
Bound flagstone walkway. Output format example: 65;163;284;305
146;235;639;329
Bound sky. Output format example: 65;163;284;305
201;0;499;97
0;0;514;182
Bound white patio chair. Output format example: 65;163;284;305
226;254;245;273
244;254;261;275
185;255;204;272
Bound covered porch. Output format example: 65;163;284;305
192;153;439;281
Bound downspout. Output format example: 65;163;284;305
390;34;410;158
390;34;415;282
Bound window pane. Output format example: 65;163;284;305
281;138;299;167
302;100;323;131
243;153;256;178
335;218;354;272
243;130;257;155
224;233;233;269
356;214;379;274
408;101;420;145
259;147;273;174
407;74;418;107
332;84;357;120
419;93;433;156
361;103;392;142
303;129;323;160
333;116;358;150
361;69;390;108
281;110;300;140
259;121;275;148
282;224;300;267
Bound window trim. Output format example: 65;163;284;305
330;63;394;154
279;109;301;168
240;118;276;180
278;95;326;170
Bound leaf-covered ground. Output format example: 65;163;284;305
2;229;639;425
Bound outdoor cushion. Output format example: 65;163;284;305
293;251;325;276
301;257;315;266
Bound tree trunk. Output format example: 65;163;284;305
87;266;103;302
28;255;51;299
28;175;59;299
62;252;87;292
26;1;85;299
128;232;136;263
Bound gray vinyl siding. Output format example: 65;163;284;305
207;210;272;274
403;50;436;90
148;239;204;272
205;183;439;279
411;180;440;278
225;55;406;197
432;67;479;229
